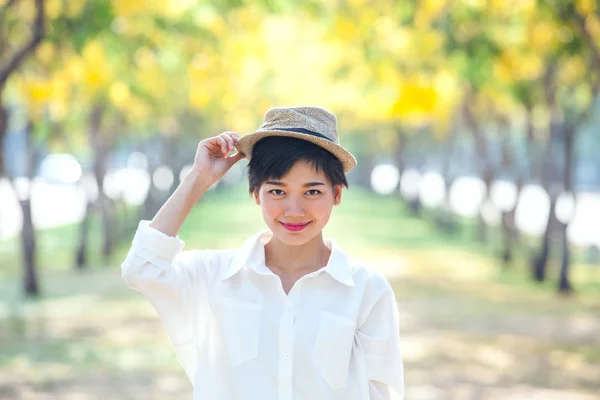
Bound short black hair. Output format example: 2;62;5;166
248;136;348;194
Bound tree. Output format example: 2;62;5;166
0;0;46;296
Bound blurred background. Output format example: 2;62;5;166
1;0;600;399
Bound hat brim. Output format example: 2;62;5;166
235;130;357;173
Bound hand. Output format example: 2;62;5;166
193;131;246;185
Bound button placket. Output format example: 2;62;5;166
278;298;295;399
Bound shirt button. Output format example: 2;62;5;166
284;353;290;360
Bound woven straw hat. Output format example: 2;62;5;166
235;106;357;173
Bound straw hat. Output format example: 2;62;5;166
235;106;357;173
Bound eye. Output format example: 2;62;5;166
269;189;285;196
306;189;321;196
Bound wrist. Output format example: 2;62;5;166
183;169;212;196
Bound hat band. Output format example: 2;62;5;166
266;127;333;142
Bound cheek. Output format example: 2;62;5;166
260;197;281;218
310;198;334;216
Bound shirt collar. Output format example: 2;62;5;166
222;231;354;287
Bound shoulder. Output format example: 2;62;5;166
173;248;237;275
348;260;400;326
350;260;394;295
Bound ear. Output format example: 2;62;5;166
333;185;343;206
253;189;261;205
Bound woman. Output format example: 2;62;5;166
121;106;404;399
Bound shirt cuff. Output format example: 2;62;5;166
131;220;185;266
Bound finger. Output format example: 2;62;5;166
200;138;221;155
219;132;235;151
225;150;246;166
216;136;228;154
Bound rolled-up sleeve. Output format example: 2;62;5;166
356;280;404;400
121;220;207;380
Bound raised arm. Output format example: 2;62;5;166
150;131;245;237
120;131;245;380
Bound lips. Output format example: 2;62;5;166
280;221;311;232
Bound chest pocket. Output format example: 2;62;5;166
312;311;357;389
210;297;263;366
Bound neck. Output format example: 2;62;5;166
264;232;331;275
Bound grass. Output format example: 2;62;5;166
1;185;599;399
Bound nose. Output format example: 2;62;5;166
283;196;305;218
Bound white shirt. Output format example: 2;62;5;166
121;220;404;400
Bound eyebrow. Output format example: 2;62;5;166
265;181;326;188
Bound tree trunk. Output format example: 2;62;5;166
75;201;93;269
0;104;6;178
436;122;458;233
462;92;494;243
87;104;116;263
101;196;117;263
9;121;41;296
533;194;557;282
20;197;38;295
476;166;493;243
557;124;576;293
558;221;573;293
0;104;7;233
500;174;523;267
531;104;561;283
501;207;518;266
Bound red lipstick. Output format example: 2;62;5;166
280;222;311;232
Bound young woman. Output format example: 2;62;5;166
121;106;404;399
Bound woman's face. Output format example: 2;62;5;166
254;160;342;246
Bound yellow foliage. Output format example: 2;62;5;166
576;0;597;15
530;22;555;50
134;47;156;68
334;15;359;42
65;1;86;18
494;49;536;83
111;0;146;17
109;82;131;108
66;56;86;81
420;31;443;54
48;74;70;121
189;85;211;109
194;6;226;37
47;0;63;19
164;0;195;19
36;42;55;64
559;56;586;84
24;79;52;104
189;53;213;78
50;74;69;102
392;80;439;119
49;101;67;121
461;0;483;9
585;14;600;40
83;64;110;93
517;53;543;81
16;0;35;21
83;41;105;65
78;41;112;94
138;66;168;97
17;72;73;121
128;98;151;122
18;78;50;120
422;0;448;15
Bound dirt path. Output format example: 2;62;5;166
1;266;599;400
